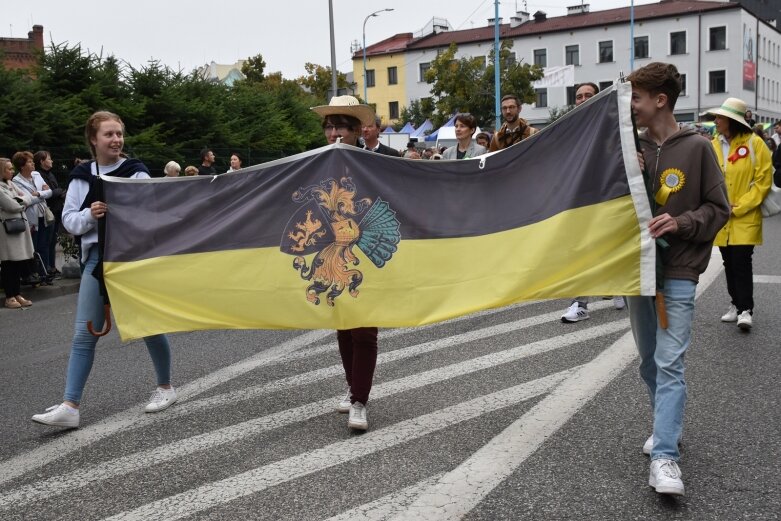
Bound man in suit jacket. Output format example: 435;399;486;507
362;116;401;157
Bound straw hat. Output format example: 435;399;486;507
701;98;752;130
311;95;375;127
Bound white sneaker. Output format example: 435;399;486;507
721;304;738;322
561;302;589;323
145;387;177;413
649;458;685;496
643;435;654;455
31;403;80;428
613;296;626;310
336;388;351;413
348;402;368;431
737;310;752;331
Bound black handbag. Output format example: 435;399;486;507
2;216;26;234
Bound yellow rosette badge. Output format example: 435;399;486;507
655;168;686;206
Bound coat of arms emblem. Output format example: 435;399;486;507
280;177;401;306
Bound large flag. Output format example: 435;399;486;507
101;82;654;340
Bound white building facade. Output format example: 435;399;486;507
397;1;781;127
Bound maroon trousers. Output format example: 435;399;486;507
337;327;378;405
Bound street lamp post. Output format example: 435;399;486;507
363;8;394;103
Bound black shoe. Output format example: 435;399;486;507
22;275;41;287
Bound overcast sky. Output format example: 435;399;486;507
5;0;656;79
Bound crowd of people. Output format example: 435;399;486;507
2;59;779;500
0;150;64;308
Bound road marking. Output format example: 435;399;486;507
100;371;572;521
388;329;638;520
0;301;611;487
383;249;725;520
323;474;446;521
162;300;618;416
753;275;781;284
0;330;330;486
0;320;629;507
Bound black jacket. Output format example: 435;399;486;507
365;142;400;157
39;169;66;217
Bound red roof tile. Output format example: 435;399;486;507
357;33;415;58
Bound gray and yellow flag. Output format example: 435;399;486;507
101;82;654;340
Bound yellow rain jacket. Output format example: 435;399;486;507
711;133;772;246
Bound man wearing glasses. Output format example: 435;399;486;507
488;94;538;152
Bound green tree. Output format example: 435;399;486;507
424;40;544;127
0;41;329;173
547;106;571;124
296;62;351;103
240;54;267;83
399;98;434;127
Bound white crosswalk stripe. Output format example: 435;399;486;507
0;253;723;520
0;319;628;507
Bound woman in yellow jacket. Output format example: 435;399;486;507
705;98;772;331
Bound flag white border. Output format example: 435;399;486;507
616;81;656;296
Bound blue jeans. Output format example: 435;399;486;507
627;278;696;462
63;246;172;404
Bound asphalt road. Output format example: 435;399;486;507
1;216;780;521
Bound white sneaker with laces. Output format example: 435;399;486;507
643;435;654;455
31;403;80;428
737;310;752;331
336;388;351;413
145;386;177;413
561;302;589;323
613;296;626;310
348;402;368;431
721;304;738;322
649;458;685;496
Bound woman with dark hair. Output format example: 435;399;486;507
705;98;772;331
442;113;486;160
34;150;65;275
475;132;491;149
226;153;243;173
31;111;177;429
0;157;35;308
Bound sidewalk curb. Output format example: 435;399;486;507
23;278;80;302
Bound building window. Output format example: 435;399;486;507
680;74;687;96
670;31;686;55
366;69;375;88
387;66;398;85
473;56;487;69
598;41;613;63
599;81;613;92
566;86;576;106
709;26;726;51
389;101;399;120
565;45;580;66
535;88;548;108
419;62;431;82
533;48;547;67
634;36;649;59
708;70;726;93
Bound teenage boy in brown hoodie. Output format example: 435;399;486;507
626;62;729;496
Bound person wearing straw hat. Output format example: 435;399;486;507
310;95;378;432
703;97;773;331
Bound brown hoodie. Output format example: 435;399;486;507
638;127;730;282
